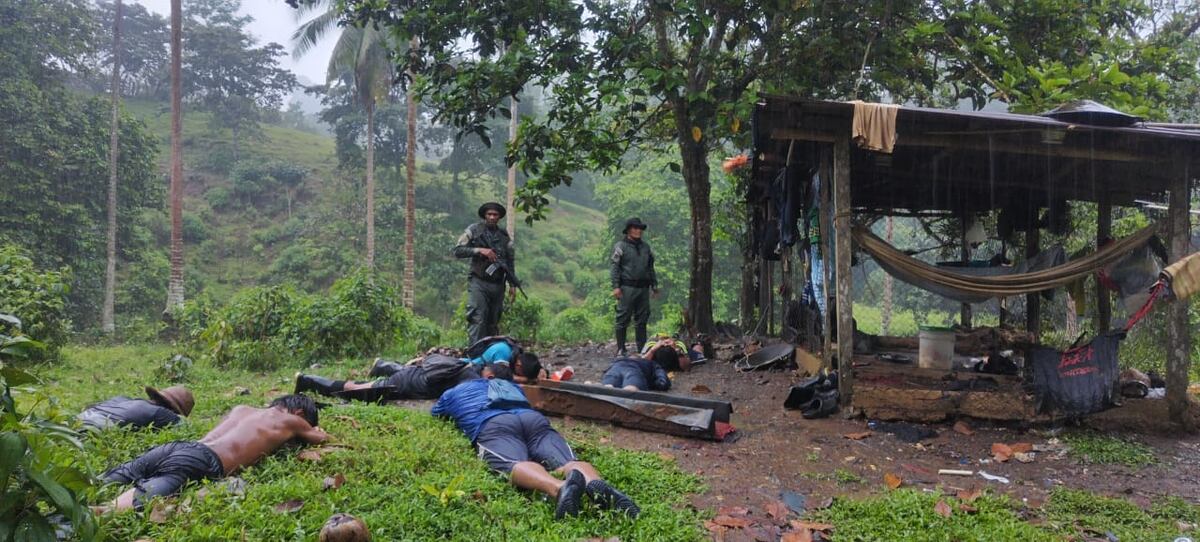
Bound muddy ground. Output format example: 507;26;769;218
534;341;1200;525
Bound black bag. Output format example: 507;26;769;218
1030;332;1123;416
464;336;522;361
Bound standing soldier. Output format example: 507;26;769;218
611;217;657;356
454;202;516;345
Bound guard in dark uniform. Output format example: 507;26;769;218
453;202;515;345
610;217;657;356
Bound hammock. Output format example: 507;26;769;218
854;224;1160;301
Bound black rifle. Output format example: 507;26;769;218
480;235;528;299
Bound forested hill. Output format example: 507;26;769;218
117;97;610;331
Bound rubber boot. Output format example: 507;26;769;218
615;327;628;357
294;374;342;396
634;325;648;356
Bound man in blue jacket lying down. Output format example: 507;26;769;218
432;365;640;520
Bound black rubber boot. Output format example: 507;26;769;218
615;327;628;357
801;390;840;420
586;479;640;518
634;326;648;355
294;373;342;396
555;469;586;519
368;358;405;378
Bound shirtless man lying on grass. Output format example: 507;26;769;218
95;394;327;512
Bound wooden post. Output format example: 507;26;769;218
818;149;834;368
960;215;972;329
1025;226;1041;338
833;136;854;406
1097;194;1112;332
1166;159;1193;427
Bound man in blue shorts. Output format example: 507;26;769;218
432;366;639;520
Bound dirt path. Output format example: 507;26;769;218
537;342;1200;521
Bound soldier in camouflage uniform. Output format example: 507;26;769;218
610;217;658;356
454;202;516;345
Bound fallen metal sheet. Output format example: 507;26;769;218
521;381;733;440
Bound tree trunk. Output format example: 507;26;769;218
403;54;417;308
365;101;376;269
678;139;714;334
506;94;518;238
164;0;185;320
103;0;122;334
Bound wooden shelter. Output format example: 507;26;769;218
749;96;1200;424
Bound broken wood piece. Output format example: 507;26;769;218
937;469;974;476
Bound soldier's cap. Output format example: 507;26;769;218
478;202;506;219
623;217;648;233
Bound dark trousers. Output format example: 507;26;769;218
467;277;505;346
614;285;650;353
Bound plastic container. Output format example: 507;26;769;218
918;326;955;370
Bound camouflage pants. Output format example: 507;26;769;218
467;277;505;346
614;286;650;353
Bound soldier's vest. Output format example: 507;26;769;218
466;223;512;281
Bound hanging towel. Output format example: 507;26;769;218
1162;250;1200;301
850;100;899;153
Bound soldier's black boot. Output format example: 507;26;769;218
615;327;628;356
634;326;648;355
294;373;342;396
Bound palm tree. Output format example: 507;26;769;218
102;0;122;334
164;0;185;320
293;3;397;273
402;37;417;308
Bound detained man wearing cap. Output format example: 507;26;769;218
77;386;194;432
453;202;516;345
610;217;659;356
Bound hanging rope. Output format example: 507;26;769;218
853;223;1160;299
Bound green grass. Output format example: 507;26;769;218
26;345;707;541
814;488;1200;541
1062;431;1158;467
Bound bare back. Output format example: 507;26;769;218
199;406;326;474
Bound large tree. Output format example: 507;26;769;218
342;0;933;332
102;0;122;334
164;0;184;319
294;2;395;270
0;0;160;329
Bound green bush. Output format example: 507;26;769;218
0;369;97;541
198;271;413;370
527;256;556;282
204;185;234;210
543;307;608;344
0;245;70;362
501;296;544;344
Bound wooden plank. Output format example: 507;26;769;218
1166;160;1194;427
854;357;1024;386
834;136;855;405
1097;193;1112;332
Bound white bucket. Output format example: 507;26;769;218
918;327;955;370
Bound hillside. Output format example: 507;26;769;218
121;98;610;326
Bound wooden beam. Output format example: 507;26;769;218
833;136;855;407
1097;194;1112;332
818;149;834;368
770;127;1157;162
1166;158;1194;428
1025;226;1041;337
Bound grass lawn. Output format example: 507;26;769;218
27;345;706;541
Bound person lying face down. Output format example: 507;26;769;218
431;365;640;520
96;394;327;513
600;356;671;392
294;353;482;402
77;385;195;431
